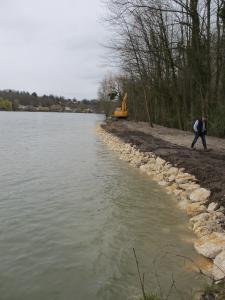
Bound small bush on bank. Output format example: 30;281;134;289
0;97;12;111
200;281;225;300
139;293;161;300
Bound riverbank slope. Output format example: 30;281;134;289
102;121;225;208
98;120;225;283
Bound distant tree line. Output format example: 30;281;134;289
0;90;101;113
100;0;225;137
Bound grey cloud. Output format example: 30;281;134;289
0;0;110;99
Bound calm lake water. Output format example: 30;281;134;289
0;112;205;300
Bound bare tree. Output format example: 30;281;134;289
101;0;225;136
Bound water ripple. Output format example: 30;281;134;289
0;112;205;300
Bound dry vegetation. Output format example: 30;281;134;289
99;0;225;137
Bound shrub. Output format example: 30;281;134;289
0;98;12;111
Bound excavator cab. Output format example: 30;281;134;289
113;93;128;119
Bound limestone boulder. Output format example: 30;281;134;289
153;174;164;181
158;181;170;187
190;188;211;203
207;202;219;212
167;167;179;176
194;232;225;259
120;154;132;162
174;189;183;197
130;157;145;168
179;191;189;201
190;212;225;237
155;157;166;166
212;211;225;223
190;213;211;225
175;173;196;184
139;164;149;173
123;144;132;154
192;257;214;278
212;250;225;280
186;202;207;217
193;226;214;238
168;175;176;183
217;206;225;213
178;183;200;192
166;183;178;194
163;163;172;171
155;157;166;172
145;152;156;159
146;170;155;176
146;164;156;173
193;223;224;238
148;157;156;164
178;199;189;210
142;157;150;164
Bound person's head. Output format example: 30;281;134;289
202;116;208;122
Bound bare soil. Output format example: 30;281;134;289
102;121;225;207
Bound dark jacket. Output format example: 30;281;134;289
194;119;207;135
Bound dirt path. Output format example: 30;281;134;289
125;121;225;153
103;121;225;208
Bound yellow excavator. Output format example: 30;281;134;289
113;93;128;119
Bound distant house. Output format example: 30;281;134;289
27;105;37;112
50;104;63;112
64;106;72;112
18;105;27;111
18;105;37;111
83;108;93;113
37;106;50;112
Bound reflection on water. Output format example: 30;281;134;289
0;112;205;300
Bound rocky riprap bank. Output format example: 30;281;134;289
96;125;225;281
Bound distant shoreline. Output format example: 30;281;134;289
0;110;102;114
0;90;102;114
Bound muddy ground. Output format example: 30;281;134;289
102;121;225;208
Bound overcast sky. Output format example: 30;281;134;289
0;0;111;99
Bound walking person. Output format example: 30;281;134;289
191;116;208;150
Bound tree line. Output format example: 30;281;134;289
99;0;225;137
0;90;101;113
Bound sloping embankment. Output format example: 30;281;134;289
96;121;225;281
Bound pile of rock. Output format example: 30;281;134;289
96;126;225;280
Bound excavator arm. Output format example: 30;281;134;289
113;93;128;118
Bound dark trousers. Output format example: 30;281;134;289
191;132;207;149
